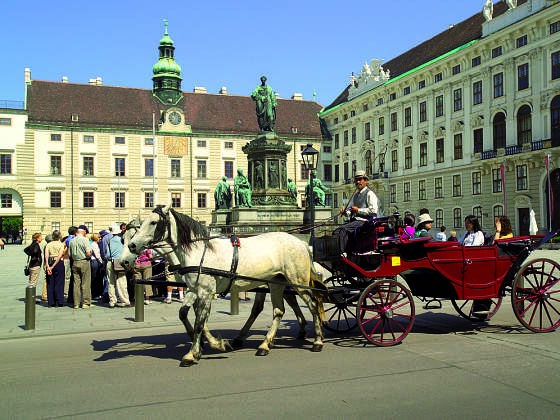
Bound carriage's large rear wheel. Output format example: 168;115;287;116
356;279;415;346
322;275;359;333
511;258;560;332
451;297;502;322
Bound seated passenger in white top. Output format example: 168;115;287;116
460;215;485;246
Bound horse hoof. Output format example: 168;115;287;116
231;338;244;348
255;348;269;356
179;359;196;367
297;331;308;340
311;344;323;353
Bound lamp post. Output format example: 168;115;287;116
301;143;319;241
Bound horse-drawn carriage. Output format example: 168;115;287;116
314;213;560;346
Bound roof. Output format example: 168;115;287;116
26;81;325;139
322;0;526;113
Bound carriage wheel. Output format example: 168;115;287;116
511;258;560;333
451;297;502;322
356;279;415;346
322;275;359;333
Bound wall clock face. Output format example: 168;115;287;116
169;111;182;125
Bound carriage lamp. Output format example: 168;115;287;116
301;143;319;242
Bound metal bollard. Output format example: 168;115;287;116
230;289;239;316
25;285;36;330
134;283;144;322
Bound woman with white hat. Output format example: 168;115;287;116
413;213;434;239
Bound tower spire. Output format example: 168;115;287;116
152;20;183;105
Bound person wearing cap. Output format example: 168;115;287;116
67;225;93;308
339;170;379;220
413;213;434;239
98;228;114;303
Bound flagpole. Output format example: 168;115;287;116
547;153;552;231
501;162;506;216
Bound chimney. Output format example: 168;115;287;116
193;86;207;93
291;93;303;101
62;76;68;83
274;92;280;99
24;68;31;83
96;76;102;86
219;86;227;94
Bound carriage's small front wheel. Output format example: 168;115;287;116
356;279;415;346
451;297;502;322
322;275;359;333
511;258;560;332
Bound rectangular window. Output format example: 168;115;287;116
472;171;481;195
435;209;444;228
51;134;61;141
171;159;181;178
0;118;12;126
452;64;461;75
434;72;442;83
83;135;94;143
403;182;410;202
364;122;371;140
435;95;444;117
362;104;368;112
473;206;483;226
323;145;331;153
472;56;481;67
333;118;338;125
377;98;383;106
405;146;412;169
0;193;12;208
334;133;339;149
390;185;396;203
83;156;94;176
225;141;234;149
115;192;125;208
83;191;94;208
115;136;125;144
492;168;502;193
493;72;504;98
324;164;332;182
552;51;560;80
50;155;62;176
197;160;207;178
197;193;206;208
518;63;529;90
334;164;339;183
453;175;461;197
494;205;504;220
516;165;528;190
351;127;356;143
0;154;12;174
391;150;398;172
115;158;125;176
473;128;484;153
144;137;154;145
223;161;234;179
50;191;61;208
418;80;426;89
378;117;385;135
403;86;410;95
343;162;349;181
197;140;207;147
551;21;560;34
419;101;427;122
344;130;348;146
418;180;426;200
351;160;357;178
343;114;348;121
454;134;463;160
144;158;153;177
453;88;462;112
390;93;396;101
350;110;356;117
473;81;482;105
419;143;427;167
391;112;397;131
453;208;462;228
516;35;527;48
436;138;444;163
492;46;502;58
171;193;181;208
434;177;443;199
301;163;309;180
51;222;60;232
144;192;153;208
404;107;412;127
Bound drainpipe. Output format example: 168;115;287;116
70;127;74;226
190;136;193;218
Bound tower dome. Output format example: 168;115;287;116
152;20;183;105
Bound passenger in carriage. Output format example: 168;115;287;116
399;214;416;241
493;216;514;244
460;215;484;246
412;213;433;239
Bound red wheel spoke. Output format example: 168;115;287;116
380;319;386;342
543;299;560;317
544;277;560;292
541;301;555;329
392;313;413;319
518;297;538;317
522;275;539;292
361;312;381;326
548;296;560;304
361;306;382;313
515;294;538;304
386;288;404;307
387;320;397;342
366;318;383;338
528;301;539;326
391;317;408;331
390;300;412;311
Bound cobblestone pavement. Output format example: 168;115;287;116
0;244;558;340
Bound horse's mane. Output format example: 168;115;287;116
168;207;210;250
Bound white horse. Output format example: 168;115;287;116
122;219;311;349
120;205;325;367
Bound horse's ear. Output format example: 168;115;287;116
162;204;171;214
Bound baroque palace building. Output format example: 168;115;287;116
0;24;328;236
320;0;560;235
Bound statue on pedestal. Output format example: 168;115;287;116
214;176;232;210
234;168;253;208
251;76;277;132
305;173;331;207
483;0;493;21
287;178;297;202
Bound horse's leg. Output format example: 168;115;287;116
297;292;324;352
180;292;212;367
232;291;266;348
284;293;307;340
256;282;285;357
179;298;231;352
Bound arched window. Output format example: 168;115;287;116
493;205;504;221
365;150;372;175
493;112;506;149
435;209;444;228
552;96;560;142
517;105;532;145
473;206;483;228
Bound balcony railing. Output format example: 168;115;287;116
505;145;522;155
480;138;558;160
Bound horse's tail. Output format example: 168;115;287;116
306;247;327;323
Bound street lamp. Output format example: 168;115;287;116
301;143;319;241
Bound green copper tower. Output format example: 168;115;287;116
152;20;183;105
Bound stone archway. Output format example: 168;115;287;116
545;168;560;230
0;187;24;242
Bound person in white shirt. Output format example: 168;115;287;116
460;215;485;246
435;226;447;242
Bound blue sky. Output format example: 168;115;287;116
1;0;485;107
